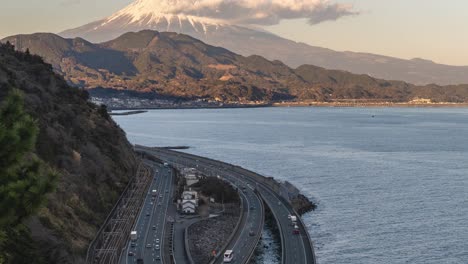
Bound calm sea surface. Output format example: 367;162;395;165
114;107;468;264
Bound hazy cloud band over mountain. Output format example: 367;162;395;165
118;0;358;25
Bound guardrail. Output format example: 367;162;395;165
170;223;176;264
245;189;265;262
257;188;286;264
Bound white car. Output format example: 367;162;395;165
223;250;234;263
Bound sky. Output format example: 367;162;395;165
1;0;467;66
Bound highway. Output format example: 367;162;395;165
138;147;316;264
120;161;174;264
137;147;264;264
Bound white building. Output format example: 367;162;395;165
181;190;198;214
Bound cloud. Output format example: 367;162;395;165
130;0;358;25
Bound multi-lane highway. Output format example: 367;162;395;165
161;153;262;264
137;147;264;264
139;147;316;264
120;161;174;264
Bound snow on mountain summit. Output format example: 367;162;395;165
60;0;239;43
104;0;228;30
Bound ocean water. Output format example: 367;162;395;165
113;107;468;264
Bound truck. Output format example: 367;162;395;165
130;231;138;241
290;215;297;225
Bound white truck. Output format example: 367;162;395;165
290;215;297;225
130;231;138;241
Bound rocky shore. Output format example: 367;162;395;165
291;194;317;215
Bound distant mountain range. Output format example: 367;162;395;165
4;30;468;103
58;0;468;85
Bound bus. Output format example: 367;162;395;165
223;250;234;263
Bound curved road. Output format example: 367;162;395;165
138;147;264;264
139;147;316;264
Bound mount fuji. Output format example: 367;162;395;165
60;0;468;85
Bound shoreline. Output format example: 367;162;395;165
108;104;271;111
108;102;468;111
272;102;468;108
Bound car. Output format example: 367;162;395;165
165;190;169;193
146;212;150;216
249;230;255;236
128;251;135;256
155;255;161;260
158;203;161;206
223;250;234;263
155;244;160;250
152;225;156;230
293;225;300;235
250;206;255;210
130;242;136;247
156;239;160;243
159;194;163;198
146;243;152;248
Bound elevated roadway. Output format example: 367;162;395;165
138;147;316;264
137;147;264;264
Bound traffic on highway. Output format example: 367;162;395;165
136;147;316;264
121;161;174;264
157;153;265;264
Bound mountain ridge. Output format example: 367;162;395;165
4;30;468;104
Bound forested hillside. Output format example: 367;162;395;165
0;42;137;263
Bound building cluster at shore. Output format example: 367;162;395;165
177;167;202;214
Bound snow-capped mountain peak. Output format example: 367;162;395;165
104;0;228;30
